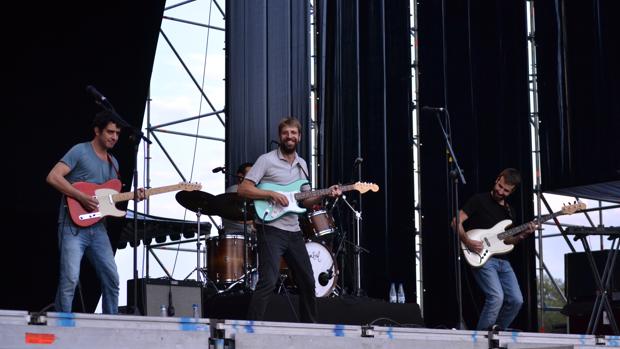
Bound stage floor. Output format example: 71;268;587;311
0;309;609;349
204;292;424;326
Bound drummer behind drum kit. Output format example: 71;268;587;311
174;182;378;298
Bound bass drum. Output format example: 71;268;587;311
306;241;338;297
279;241;338;297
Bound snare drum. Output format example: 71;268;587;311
206;234;255;284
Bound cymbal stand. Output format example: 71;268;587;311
195;209;203;284
241;198;255;290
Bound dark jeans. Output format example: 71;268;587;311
247;224;317;323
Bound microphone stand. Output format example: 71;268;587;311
339;193;368;297
349;158;365;297
431;108;467;329
94;97;151;315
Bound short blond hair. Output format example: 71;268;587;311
278;117;302;135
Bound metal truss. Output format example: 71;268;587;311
143;0;226;215
410;0;423;314
527;0;620;333
136;0;227;285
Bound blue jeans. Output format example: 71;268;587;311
55;221;119;314
471;258;523;330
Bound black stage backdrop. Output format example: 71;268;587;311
417;0;536;330
226;0;311;184
534;0;620;201
318;0;416;302
2;2;164;312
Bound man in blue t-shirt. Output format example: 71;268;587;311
453;168;536;330
46;111;144;314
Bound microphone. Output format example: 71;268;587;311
270;140;281;147
86;85;108;103
421;106;445;112
212;166;226;173
318;268;333;286
350;156;363;182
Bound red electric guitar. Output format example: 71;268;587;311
66;179;201;227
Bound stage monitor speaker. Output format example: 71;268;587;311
127;278;203;317
565;250;620;303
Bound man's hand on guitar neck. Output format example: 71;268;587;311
136;188;146;202
518;221;537;240
302;184;341;208
328;184;342;198
508;221;537;244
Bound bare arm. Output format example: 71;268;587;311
301;185;342;209
451;210;483;253
504;221;537;245
46;162;99;212
237;179;289;207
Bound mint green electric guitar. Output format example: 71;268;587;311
254;179;379;222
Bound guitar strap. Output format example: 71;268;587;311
107;153;121;179
296;162;310;182
504;203;514;220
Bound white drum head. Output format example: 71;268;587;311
306;241;337;297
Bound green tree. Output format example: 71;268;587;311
539;276;567;333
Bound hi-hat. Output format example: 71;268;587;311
175;191;216;214
211;192;253;221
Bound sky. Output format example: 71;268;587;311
99;0;619;313
109;0;228;312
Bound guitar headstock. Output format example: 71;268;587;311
352;182;379;194
179;182;202;191
561;201;586;215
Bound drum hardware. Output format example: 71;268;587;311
175;190;224;232
175;189;256;291
212;167;255;291
276;266;292;295
175;191;224;286
328;193;370;296
339;193;367;296
211;192;255;290
205;234;257;284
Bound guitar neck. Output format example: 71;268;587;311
294;184;357;201
498;211;561;240
112;184;181;203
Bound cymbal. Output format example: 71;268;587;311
211;192;253;221
175;191;216;214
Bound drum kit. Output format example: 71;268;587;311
174;190;341;298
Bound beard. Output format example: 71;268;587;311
491;190;505;202
279;140;297;154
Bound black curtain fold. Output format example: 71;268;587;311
319;0;416;302
3;1;164;311
535;0;620;199
226;0;311;185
